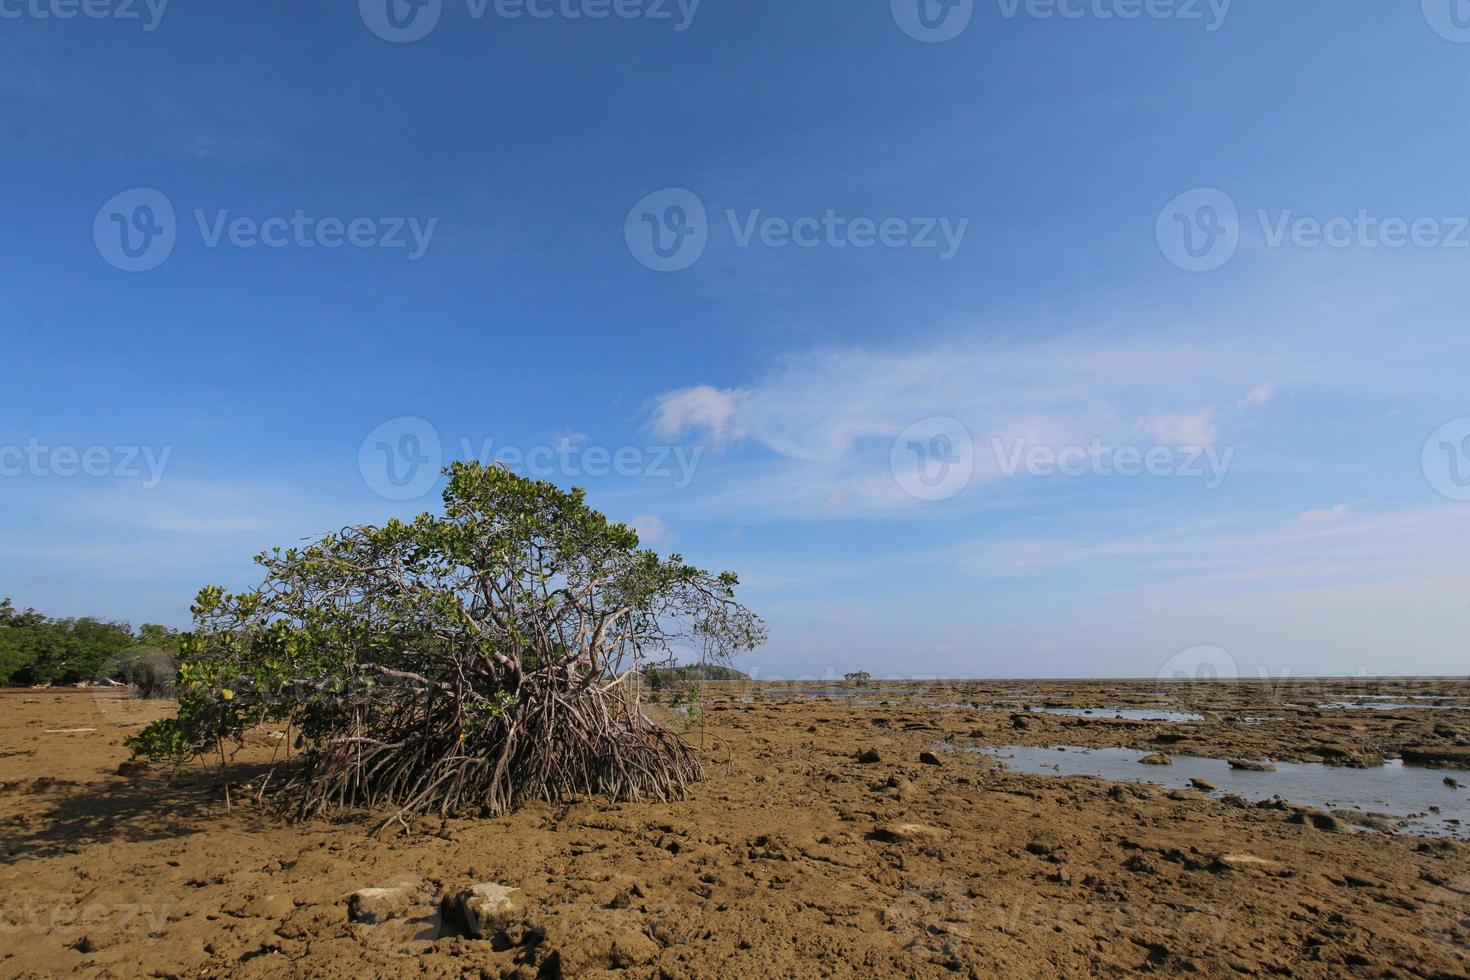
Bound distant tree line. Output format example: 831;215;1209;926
0;598;178;689
642;663;750;688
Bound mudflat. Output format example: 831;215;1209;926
1;681;1467;978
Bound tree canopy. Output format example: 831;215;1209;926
131;462;766;821
0;599;176;687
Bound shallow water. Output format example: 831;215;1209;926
740;687;918;700
978;744;1470;839
1024;707;1205;722
1317;701;1468;712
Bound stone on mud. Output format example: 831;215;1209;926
874;822;947;843
347;878;426;924
1228;759;1276;772
1213;853;1289;875
1287;808;1355;834
459;882;528;947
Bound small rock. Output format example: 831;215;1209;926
874;822;947;843
856;748;881;764
347;879;424;924
918;751;943;766
1308;744;1382;767
1122;853;1160;875
1334;810;1396;834
1189;778;1217;791
1228;758;1276;772
1287;808;1354;834
1445;776;1462;789
459;882;527;947
1213;853;1288;875
1344;873;1385;889
1401;745;1470;768
1138;753;1172;766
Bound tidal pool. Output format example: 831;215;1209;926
1317;700;1468;712
1024;707;1205;722
978;744;1470;839
739;687;917;700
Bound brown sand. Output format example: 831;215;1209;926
1;681;1467;978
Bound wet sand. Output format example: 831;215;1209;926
1;681;1467;977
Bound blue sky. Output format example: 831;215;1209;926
3;0;1469;679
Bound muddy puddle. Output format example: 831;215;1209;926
977;744;1470;839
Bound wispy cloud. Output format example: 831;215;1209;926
650;334;1280;519
1298;503;1350;526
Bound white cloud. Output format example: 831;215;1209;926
1239;383;1276;408
645;334;1274;519
652;385;748;447
1298;504;1349;525
951;506;1460;589
1136;411;1218;448
629;515;673;548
